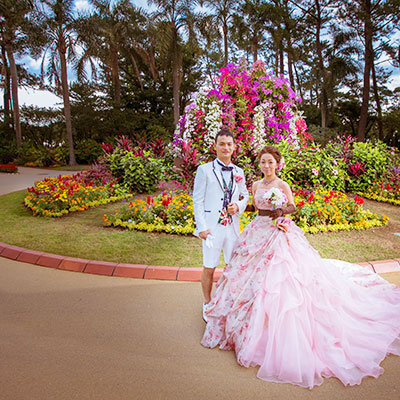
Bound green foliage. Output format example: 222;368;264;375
15;141;51;166
106;149;164;193
54;144;69;165
279;144;345;192
349;141;390;187
276;138;399;194
0;134;17;164
74;138;103;164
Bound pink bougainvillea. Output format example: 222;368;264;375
171;60;312;173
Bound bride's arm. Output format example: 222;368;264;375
277;181;296;216
245;181;260;212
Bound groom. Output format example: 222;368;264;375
193;128;249;322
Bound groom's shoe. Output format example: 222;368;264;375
202;303;208;323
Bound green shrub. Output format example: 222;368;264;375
74;138;103;164
54;143;69;165
106;149;164;193
15;142;51;166
279;142;347;192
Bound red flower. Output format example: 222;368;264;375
297;200;305;208
146;196;154;206
354;195;364;205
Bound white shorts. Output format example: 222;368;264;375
202;223;239;269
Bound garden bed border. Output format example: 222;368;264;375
1;241;400;280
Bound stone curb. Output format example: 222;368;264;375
1;242;399;280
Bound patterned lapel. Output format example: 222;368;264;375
212;160;225;193
231;165;239;196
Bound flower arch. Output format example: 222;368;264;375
171;60;312;184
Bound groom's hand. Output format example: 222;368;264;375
199;230;211;240
227;202;239;215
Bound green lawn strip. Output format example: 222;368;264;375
307;198;400;263
35;164;91;171
0;191;399;267
0;190;204;268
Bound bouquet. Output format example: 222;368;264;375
263;188;290;232
263;188;287;209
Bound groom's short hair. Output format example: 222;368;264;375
215;128;234;143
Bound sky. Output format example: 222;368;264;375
1;0;399;109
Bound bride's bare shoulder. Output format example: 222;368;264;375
252;179;263;192
277;179;292;193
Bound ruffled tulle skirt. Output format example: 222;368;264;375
201;216;400;388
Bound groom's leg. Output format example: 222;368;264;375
201;268;215;304
201;226;224;303
222;224;239;265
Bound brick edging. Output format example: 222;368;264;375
0;242;222;282
1;242;399;280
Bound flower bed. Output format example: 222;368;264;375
25;173;131;217
357;192;400;206
293;189;388;233
104;189;388;235
0;164;18;173
103;191;195;234
356;178;400;206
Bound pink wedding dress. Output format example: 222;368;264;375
201;188;400;389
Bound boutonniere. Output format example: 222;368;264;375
234;174;242;183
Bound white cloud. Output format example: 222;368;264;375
0;87;62;109
28;58;43;70
20;88;62;108
75;0;90;11
388;73;400;90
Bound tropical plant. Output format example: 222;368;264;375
0;0;35;147
35;0;79;165
105;149;164;193
149;0;199;125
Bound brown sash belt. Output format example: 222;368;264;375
258;209;271;216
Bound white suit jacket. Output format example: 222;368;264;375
192;160;249;237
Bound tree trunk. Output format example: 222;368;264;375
172;62;181;125
371;58;383;140
252;34;258;62
223;21;228;66
1;44;12;131
279;44;284;75
315;0;328;128
287;49;295;89
149;38;158;86
293;61;303;99
111;47;121;104
6;46;22;147
58;38;77;166
172;32;181;126
283;9;295;89
358;0;373;142
130;53;144;90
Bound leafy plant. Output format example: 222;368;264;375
106;149;164;193
74;138;103;164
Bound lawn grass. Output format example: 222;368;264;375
0;190;399;267
51;164;90;171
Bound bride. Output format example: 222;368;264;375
201;145;400;389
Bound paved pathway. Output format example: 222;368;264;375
0;166;74;196
1;167;400;399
